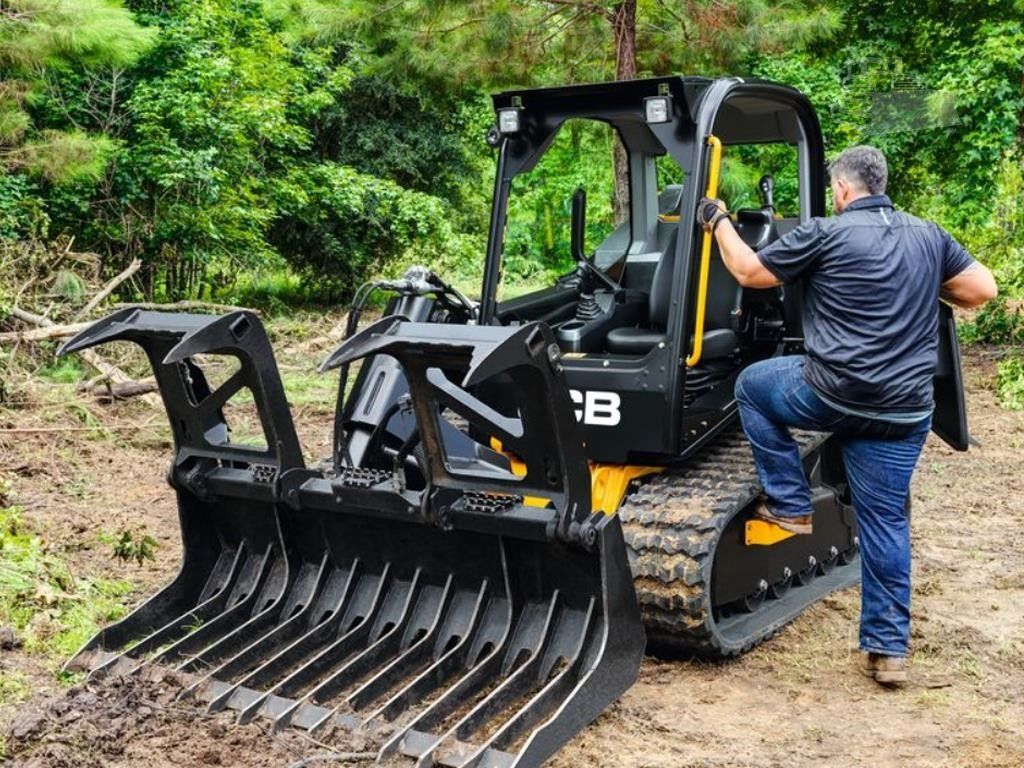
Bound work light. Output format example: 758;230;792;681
644;95;672;124
498;107;523;134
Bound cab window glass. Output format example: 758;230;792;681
502;120;626;300
719;143;800;217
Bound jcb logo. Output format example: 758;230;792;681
569;389;621;426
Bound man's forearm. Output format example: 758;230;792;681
713;220;781;289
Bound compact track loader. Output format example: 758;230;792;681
60;76;971;767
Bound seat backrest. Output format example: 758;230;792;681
734;209;776;250
701;209;779;330
648;229;677;329
650;210;779;333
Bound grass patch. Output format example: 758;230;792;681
35;356;85;384
279;368;337;408
995;352;1024;410
216;269;311;314
0;501;134;662
910;688;952;708
0;669;31;707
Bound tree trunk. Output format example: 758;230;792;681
610;0;637;226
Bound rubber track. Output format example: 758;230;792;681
619;428;831;657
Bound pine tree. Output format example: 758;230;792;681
0;0;153;184
345;0;842;221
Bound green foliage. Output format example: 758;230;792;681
51;268;88;301
504;119;619;293
995;352;1024;411
110;529;157;566
0;502;133;659
958;297;1024;346
721;144;800;214
0;0;1022;306
0;174;48;239
346;0;842;86
311;74;476;202
15;130;115;183
270;162;460;299
753;3;1024;272
95;0;345;283
37;355;85;384
218;267;309;314
0;0;155;69
960;151;1024;296
0;0;153;204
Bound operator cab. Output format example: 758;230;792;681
489;82;812;406
480;77;826;461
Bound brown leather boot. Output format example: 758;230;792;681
752;502;812;534
859;651;908;688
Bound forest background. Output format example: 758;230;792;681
2;0;1023;384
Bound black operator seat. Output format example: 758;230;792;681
604;206;778;357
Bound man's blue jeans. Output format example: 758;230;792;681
734;356;931;657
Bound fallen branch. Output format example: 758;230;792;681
8;305;161;408
112;300;260;315
299;312;350;351
87;378;158;402
0;321;91;343
10;306;51;326
74;258;142;320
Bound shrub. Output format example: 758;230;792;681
996;352;1024;411
958;296;1024;345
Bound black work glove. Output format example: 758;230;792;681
697;197;730;233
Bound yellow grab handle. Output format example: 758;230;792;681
685;134;723;368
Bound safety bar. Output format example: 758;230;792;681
685;134;723;368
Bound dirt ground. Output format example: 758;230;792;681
2;345;1022;768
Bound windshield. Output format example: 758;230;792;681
500;119;627;301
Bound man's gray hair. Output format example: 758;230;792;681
828;145;888;195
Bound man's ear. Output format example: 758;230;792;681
833;178;850;207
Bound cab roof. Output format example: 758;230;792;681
492;76;815;146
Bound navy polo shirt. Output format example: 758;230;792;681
756;195;975;415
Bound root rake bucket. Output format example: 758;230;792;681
58;309;644;768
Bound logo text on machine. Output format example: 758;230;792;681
569;390;621;426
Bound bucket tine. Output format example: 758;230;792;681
286;568;432;732
338;573;457;721
451;600;598;768
238;562;393;724
190;557;331;707
60;311;645;768
149;546;285;668
369;579;497;731
404;593;563;768
182;555;330;692
69;543;246;677
92;543;256;680
57;309;302;682
126;542;271;664
221;559;363;716
264;564;405;729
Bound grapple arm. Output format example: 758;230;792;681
321;316;596;548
